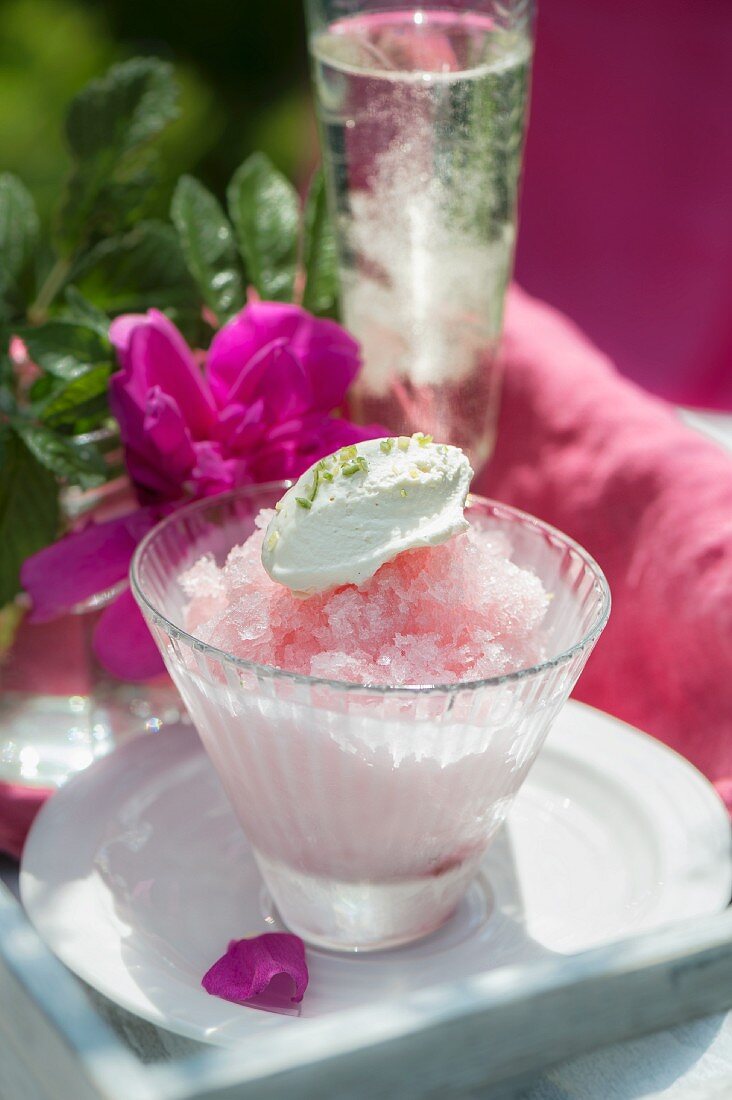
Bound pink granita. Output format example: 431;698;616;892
181;510;548;685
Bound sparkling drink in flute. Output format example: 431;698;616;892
306;2;534;468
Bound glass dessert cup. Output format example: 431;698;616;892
131;484;610;952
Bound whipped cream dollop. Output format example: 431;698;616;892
261;435;473;594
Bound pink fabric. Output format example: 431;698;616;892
478;286;732;808
5;285;732;857
0;782;51;860
516;0;732;409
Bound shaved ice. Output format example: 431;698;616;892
181;509;549;685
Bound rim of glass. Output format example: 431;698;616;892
130;482;611;696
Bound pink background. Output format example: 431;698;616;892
516;0;732;409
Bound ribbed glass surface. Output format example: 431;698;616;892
132;485;609;950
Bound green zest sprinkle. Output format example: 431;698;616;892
400;488;408;497
380;438;394;454
342;455;369;477
414;432;433;446
397;436;410;452
296;497;312;509
321;470;334;482
338;445;358;462
309;469;320;501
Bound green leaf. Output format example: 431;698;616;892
58;58;179;250
19;320;111;380
0;344;13;389
227;153;298;302
0;173;39;311
302;171;339;316
171;176;245;323
0;426;59;607
13;422;108;489
63;287;111;336
72;220;200;325
28;374;56;405
65;57;178;161
38;365;111;429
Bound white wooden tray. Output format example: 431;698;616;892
4;858;732;1100
4;697;732;1098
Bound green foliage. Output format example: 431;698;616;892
38;365;111;429
57;57;179;251
0;0;116;227
0;0;220;229
62;287;112;334
171;176;245;323
0;47;342;607
302;171;339;316
13;421;108;487
227;153;299;302
0;174;39;316
0;425;59;606
65;57;177;160
72;220;201;329
19;320;110;379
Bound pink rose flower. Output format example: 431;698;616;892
109;302;374;503
22;303;380;680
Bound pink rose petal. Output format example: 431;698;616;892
109;302;371;506
206;301;360;413
21;510;159;623
92;588;165;681
110;310;217;438
202;933;309;1008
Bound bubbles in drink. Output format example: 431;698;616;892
311;10;531;467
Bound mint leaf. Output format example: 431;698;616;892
19;321;111;380
38;365;111;430
58;58;179;251
0;174;39;315
227;153;298;302
302;171;339;316
14;422;108;489
0;426;59;607
171;175;245;323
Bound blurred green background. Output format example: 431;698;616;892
0;0;317;222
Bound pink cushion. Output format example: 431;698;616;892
478;286;732;808
0;782;51;861
5;284;732;859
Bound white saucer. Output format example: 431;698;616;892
20;701;732;1046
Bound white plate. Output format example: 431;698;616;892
20;701;732;1047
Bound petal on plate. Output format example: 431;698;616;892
202;933;309;1006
